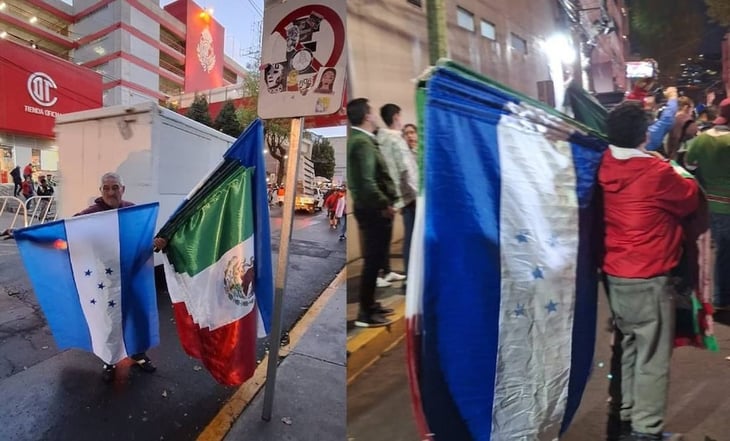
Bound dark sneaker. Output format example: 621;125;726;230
102;363;115;383
131;355;157;373
370;302;394;315
631;432;663;441
354;313;393;328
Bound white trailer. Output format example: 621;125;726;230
54;101;236;241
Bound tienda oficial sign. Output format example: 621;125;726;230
0;40;103;139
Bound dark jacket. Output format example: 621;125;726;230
10;166;21;183
347;128;397;210
75;197;134;216
36;184;54;196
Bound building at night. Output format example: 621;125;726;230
0;0;248;182
348;0;630;123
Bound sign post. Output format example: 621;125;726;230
258;0;347;421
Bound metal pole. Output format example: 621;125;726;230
426;0;448;65
262;116;303;421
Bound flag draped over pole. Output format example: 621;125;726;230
158;119;273;386
405;62;606;441
14;203;160;364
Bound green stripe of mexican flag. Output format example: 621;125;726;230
164;166;256;331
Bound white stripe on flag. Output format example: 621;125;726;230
405;193;426;320
492;116;579;440
169;238;256;330
66;210;128;364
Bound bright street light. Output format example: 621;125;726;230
544;34;576;65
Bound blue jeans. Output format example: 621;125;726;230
401;201;416;275
340;213;347;236
710;212;730;307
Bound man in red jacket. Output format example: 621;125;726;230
599;99;700;441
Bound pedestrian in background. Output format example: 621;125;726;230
685;98;730;312
35;176;54;220
76;172;166;382
23;162;33;179
347;98;397;328
21;175;34;209
375;103;416;288
335;187;346;240
599;98;700;441
665;96;698;162
325;189;340;229
10;164;22;197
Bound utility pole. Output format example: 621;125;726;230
426;0;448;64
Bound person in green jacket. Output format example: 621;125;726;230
686;98;730;310
347;98;398;327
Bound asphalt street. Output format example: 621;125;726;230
0;205;345;441
347;287;730;441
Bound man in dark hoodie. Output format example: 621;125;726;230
76;172;166;382
599;99;700;441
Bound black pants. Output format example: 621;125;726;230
354;207;392;315
13;181;21;197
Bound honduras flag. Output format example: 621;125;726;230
405;62;606;440
14;203;160;365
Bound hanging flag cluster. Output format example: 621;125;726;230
158;119;274;386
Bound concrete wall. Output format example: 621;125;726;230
347;0;565;264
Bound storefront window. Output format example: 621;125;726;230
0;145;13;183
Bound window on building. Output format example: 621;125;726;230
456;7;475;32
511;33;527;54
480;20;496;40
407;0;422;7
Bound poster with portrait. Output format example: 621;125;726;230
258;0;346;119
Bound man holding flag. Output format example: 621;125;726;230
74;172;165;382
599;99;701;441
14;172;162;384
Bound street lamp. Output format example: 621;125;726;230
544;34;576;65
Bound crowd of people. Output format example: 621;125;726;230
346;98;418;328
346;81;730;438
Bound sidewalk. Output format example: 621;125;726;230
346;239;407;384
211;269;346;441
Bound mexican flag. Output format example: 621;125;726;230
159;120;273;386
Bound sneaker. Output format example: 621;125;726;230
102;363;115;383
354;313;393;328
376;277;392;288
370;303;395;315
630;432;663;441
383;271;406;282
338;235;345;241
131;355;157;373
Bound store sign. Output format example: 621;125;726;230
0;40;103;138
164;0;225;92
28;72;59;107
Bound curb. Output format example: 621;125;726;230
196;267;346;441
346;299;406;385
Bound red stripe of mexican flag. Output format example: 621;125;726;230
163;166;258;386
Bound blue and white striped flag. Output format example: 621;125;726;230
14;203;160;364
406;63;606;440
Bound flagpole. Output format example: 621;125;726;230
262;116;303;421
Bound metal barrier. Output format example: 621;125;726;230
0;196;28;231
25;196;58;225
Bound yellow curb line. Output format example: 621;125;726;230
196;267;346;441
346;301;406;385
